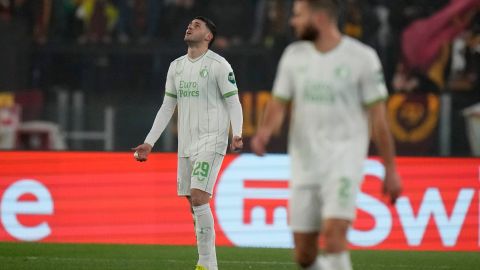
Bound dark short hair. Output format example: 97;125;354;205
301;0;340;20
194;16;217;48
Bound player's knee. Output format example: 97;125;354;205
294;248;316;267
323;221;348;252
190;189;210;206
190;196;205;207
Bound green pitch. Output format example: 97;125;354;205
0;242;478;270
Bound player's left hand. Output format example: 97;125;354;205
230;136;243;152
250;131;269;156
383;170;402;205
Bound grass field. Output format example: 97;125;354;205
0;242;479;270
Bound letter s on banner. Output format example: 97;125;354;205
348;159;392;247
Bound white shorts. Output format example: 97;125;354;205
289;175;361;233
177;152;224;196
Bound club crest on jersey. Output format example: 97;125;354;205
334;66;350;80
200;67;209;78
228;72;236;85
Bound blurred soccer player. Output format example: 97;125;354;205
132;16;243;270
251;0;402;269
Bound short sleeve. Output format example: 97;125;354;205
165;62;177;98
359;49;388;107
272;48;294;102
216;61;239;98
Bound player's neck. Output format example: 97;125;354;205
187;45;209;60
314;26;342;54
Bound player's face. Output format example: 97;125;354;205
290;1;318;41
184;19;211;45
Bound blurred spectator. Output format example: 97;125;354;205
116;0;161;44
469;17;480;90
0;0;13;22
250;0;291;51
371;0;396;90
389;0;450;35
388;0;450;74
208;0;254;49
48;0;83;42
399;0;479;92
31;0;52;44
343;0;379;47
160;0;209;44
76;0;119;44
3;0;53;44
449;13;480;91
392;62;439;93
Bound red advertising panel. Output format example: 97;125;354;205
0;152;233;245
0;152;479;251
353;158;479;251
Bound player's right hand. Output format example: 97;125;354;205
230;136;244;153
383;170;402;205
131;143;152;162
250;132;268;156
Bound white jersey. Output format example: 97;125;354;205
165;50;238;157
273;36;388;187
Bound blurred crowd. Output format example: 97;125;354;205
0;0;279;49
0;0;479;91
0;0;479;153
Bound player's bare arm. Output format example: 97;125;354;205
251;97;288;156
369;101;402;204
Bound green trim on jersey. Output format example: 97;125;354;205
364;96;387;108
223;90;238;98
273;95;291;103
165;91;177;98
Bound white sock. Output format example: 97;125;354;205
302;257;321;270
319;251;352;270
193;204;216;269
210;238;218;270
192;212;217;270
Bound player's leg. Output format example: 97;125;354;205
190;152;224;270
319;218;352;270
177;157;202;266
318;175;360;270
293;232;320;269
177;156;193;198
323;218;349;252
290;186;322;269
185;196;196;237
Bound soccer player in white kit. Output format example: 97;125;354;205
132;17;243;270
251;1;402;269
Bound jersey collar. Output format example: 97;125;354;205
187;50;209;63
